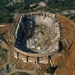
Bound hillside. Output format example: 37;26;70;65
52;14;75;75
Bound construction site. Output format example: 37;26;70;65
14;11;61;63
0;11;75;75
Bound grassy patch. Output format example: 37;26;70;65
70;18;75;22
57;62;63;69
69;15;75;23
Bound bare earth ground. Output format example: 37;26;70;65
52;14;75;75
0;13;75;75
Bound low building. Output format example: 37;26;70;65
38;2;46;7
13;0;25;3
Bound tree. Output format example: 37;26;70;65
46;66;57;75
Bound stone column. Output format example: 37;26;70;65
26;56;28;62
48;56;51;63
17;52;19;59
37;57;39;64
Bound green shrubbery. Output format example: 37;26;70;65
47;0;75;11
57;62;63;69
0;0;13;23
1;0;75;23
46;66;57;75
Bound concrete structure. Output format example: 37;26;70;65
14;11;62;64
0;25;5;27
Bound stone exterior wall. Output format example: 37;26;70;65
14;47;58;63
14;11;61;63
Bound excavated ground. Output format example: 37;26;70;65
52;14;75;75
0;13;75;75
